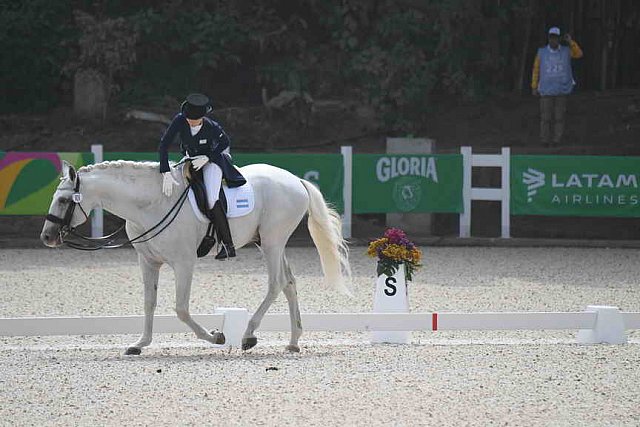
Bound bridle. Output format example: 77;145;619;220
45;175;90;237
45;174;190;251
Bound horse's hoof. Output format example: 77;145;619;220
211;331;226;345
242;337;258;351
286;344;300;353
125;347;141;355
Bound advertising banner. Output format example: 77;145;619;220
234;154;343;212
5;152;343;215
511;155;640;217
0;152;92;215
352;154;463;213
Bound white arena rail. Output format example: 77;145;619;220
1;306;638;345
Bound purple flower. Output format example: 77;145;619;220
384;228;407;244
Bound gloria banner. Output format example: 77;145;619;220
352;154;463;213
0;152;92;215
511;155;640;217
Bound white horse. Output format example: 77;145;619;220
40;160;351;354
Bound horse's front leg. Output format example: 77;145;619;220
173;262;225;346
125;255;160;355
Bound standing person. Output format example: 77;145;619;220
158;93;245;259
531;27;583;145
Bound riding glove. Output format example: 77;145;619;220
162;172;179;197
191;155;209;171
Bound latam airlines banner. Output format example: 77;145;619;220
511;155;640;217
352;154;463;213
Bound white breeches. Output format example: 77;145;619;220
202;162;222;209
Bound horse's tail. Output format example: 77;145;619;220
300;180;352;296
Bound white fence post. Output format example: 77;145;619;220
459;146;510;239
501;147;511;238
90;144;104;238
459;146;472;237
341;146;352;239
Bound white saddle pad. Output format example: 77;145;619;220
188;181;255;224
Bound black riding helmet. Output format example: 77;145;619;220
181;93;213;120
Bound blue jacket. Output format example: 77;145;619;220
158;113;246;187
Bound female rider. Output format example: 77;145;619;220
158;93;245;259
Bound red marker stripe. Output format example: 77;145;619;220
432;312;438;331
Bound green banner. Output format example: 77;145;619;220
352;154;463;213
511;155;640;217
0;152;92;215
81;151;344;212
234;154;343;212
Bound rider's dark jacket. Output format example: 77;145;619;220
158;113;246;187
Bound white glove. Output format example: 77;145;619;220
162;172;179;197
191;155;209;171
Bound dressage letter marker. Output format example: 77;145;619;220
371;263;411;344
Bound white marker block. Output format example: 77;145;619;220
371;263;411;344
577;305;627;345
214;307;249;348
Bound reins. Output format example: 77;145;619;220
47;174;191;251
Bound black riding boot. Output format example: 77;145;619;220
208;200;236;260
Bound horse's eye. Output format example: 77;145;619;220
58;198;68;205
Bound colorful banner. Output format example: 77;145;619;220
511;155;640;217
0;152;92;215
1;151;343;215
352;154;463;213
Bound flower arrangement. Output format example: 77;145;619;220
367;228;422;281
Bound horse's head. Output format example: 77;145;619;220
40;161;93;247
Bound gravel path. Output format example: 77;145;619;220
1;247;639;426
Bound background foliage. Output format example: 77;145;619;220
1;0;639;133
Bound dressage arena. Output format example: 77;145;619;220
1;246;639;426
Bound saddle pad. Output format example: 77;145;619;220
188;181;255;224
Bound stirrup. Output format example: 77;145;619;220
215;244;236;260
197;223;216;258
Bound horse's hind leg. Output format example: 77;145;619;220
173;262;225;346
242;244;288;351
126;254;160;355
281;256;302;352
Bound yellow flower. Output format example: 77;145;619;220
411;247;422;263
367;237;388;258
381;243;409;262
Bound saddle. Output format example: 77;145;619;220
185;164;228;217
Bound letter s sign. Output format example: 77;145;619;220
384;276;397;296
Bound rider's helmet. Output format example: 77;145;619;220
181;93;213;120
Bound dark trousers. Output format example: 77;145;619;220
540;95;567;144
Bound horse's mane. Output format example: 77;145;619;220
78;160;162;174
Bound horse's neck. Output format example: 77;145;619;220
83;169;172;225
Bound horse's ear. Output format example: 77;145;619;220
62;161;77;182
